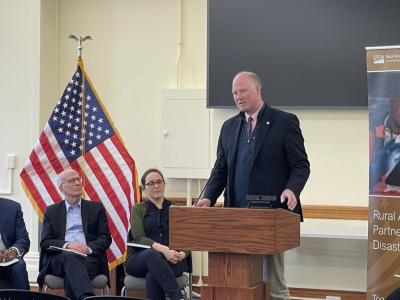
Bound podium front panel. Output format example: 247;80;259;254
169;207;300;254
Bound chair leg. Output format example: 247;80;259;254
101;285;109;295
121;286;126;296
182;273;193;300
188;273;193;300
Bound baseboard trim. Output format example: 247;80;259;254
302;205;368;220
289;287;366;300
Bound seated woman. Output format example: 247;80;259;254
125;168;188;300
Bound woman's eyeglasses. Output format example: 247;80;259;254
145;180;165;187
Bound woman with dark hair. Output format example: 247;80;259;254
125;168;187;300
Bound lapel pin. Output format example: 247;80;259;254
266;121;270;125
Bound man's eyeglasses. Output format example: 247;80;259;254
62;177;81;185
144;180;165;187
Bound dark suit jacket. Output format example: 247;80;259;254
0;198;30;255
203;104;310;219
387;288;400;300
37;199;111;286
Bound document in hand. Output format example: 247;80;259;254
127;242;151;252
0;258;19;267
48;245;88;257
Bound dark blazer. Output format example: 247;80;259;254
387;288;400;300
203;104;310;219
37;199;111;285
0;198;30;255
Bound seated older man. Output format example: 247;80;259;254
0;197;30;290
37;169;111;300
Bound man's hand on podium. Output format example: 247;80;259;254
280;188;297;211
195;198;211;207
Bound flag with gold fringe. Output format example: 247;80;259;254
21;58;139;268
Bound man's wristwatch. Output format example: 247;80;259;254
10;247;22;258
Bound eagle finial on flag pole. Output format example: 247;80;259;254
21;35;140;268
68;34;93;58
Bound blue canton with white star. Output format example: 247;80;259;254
48;66;115;162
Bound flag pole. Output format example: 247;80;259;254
68;34;93;195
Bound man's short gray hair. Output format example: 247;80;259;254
234;71;262;88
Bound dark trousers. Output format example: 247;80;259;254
47;252;101;300
0;259;29;290
125;249;187;300
387;288;400;300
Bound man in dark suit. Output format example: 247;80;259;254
196;71;310;299
0;197;30;289
37;169;111;300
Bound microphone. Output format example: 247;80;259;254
195;117;244;206
194;152;224;206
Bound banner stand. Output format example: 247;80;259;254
367;45;400;300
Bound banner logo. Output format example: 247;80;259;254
373;55;385;64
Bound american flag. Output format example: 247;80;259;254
21;59;139;267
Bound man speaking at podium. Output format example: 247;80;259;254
196;71;310;300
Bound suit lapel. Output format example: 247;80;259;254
81;199;89;238
0;204;7;247
228;114;244;167
60;201;67;238
251;104;273;168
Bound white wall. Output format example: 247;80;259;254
58;0;182;175
40;0;60;125
0;0;41;278
0;0;368;290
286;237;367;291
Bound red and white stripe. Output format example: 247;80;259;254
21;123;138;266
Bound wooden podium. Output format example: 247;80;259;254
169;207;300;300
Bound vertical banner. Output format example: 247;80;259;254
367;46;400;300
